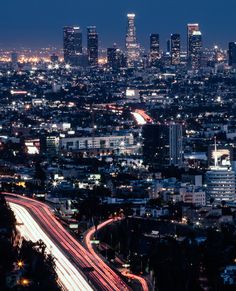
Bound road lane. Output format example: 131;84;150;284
3;193;130;291
84;218;149;291
10;202;93;291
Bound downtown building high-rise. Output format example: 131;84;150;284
125;13;140;68
63;26;82;66
187;23;202;70
170;34;181;65
169;123;183;166
142;123;183;169
107;46;126;70
228;42;236;67
87;26;98;66
150;33;160;67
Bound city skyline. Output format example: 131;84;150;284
1;1;236;291
0;0;236;49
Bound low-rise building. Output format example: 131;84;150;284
60;134;134;151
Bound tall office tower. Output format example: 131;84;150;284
189;31;202;69
169;123;183;166
150;33;160;67
107;46;125;70
63;26;82;66
187;23;199;54
125;13;140;68
107;47;118;69
228;42;236;67
171;34;181;65
166;39;171;53
142;123;183;168
187;23;202;69
87;26;98;66
142;124;169;168
206;142;236;204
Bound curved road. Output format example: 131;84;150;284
84;218;149;291
2;193;129;291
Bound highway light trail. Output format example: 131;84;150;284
85;218;149;291
10;202;93;291
132;109;153;125
3;193;130;291
122;272;149;291
131;112;147;125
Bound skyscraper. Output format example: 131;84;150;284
142;123;183;168
169;123;183;166
150;34;160;67
125;13;140;68
187;24;202;70
166;39;171;53
63;26;82;66
170;34;181;65
142;124;169;168
107;46;126;70
190;31;202;69
87;26;98;66
228;42;236;67
187;24;199;53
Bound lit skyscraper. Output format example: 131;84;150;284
189;31;202;69
228;42;236;67
125;13;140;68
187;24;202;70
63;26;82;65
187;24;199;53
170;34;181;65
87;26;98;66
150;34;160;67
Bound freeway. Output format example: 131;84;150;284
84;219;149;291
10;202;93;291
3;193;130;291
131;109;153;125
122;273;149;291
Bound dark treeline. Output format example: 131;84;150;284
98;218;236;291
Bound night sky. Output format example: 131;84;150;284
0;0;235;49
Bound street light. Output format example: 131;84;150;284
21;278;30;286
17;260;24;268
140;254;143;274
